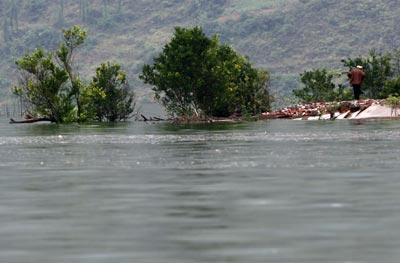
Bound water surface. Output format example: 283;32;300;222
1;117;400;263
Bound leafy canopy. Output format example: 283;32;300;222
13;47;73;123
293;49;400;103
12;25;135;123
140;26;272;118
293;68;352;103
81;62;135;122
342;49;393;99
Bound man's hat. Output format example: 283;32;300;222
357;65;363;69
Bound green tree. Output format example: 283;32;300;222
255;70;273;113
140;26;271;118
209;45;272;116
390;49;400;76
81;62;135;122
12;48;73;123
141;27;215;117
12;26;135;123
384;75;400;97
342;49;393;99
381;49;400;97
293;68;340;102
56;25;88;118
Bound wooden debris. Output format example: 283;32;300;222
260;99;397;120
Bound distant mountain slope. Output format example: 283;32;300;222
1;0;400;99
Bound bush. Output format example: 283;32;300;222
12;26;135;123
140;26;272;118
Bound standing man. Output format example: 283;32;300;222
348;65;366;100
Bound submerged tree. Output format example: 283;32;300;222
81;62;135;122
140;26;272;118
56;25;88;118
13;47;72;123
12;25;135;123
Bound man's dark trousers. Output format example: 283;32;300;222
353;84;361;100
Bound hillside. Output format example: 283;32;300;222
1;0;400;102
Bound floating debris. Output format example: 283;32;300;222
260;100;399;120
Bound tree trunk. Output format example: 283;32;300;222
9;117;55;124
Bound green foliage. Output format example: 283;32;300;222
59;25;88;52
13;47;72;123
293;68;350;103
12;26;135;123
140;26;272;118
5;1;400;102
81;62;135;122
141;27;213;117
386;94;400;109
342;49;393;99
384;75;400;96
57;25;88;117
386;94;400;116
293;49;400;102
390;49;400;76
80;84;106;122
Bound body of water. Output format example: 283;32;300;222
1;116;400;263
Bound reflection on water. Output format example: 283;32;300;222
1;117;400;263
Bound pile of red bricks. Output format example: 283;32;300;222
259;100;381;120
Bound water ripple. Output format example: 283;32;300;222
1;129;400;146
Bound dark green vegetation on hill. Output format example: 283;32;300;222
1;0;400;101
